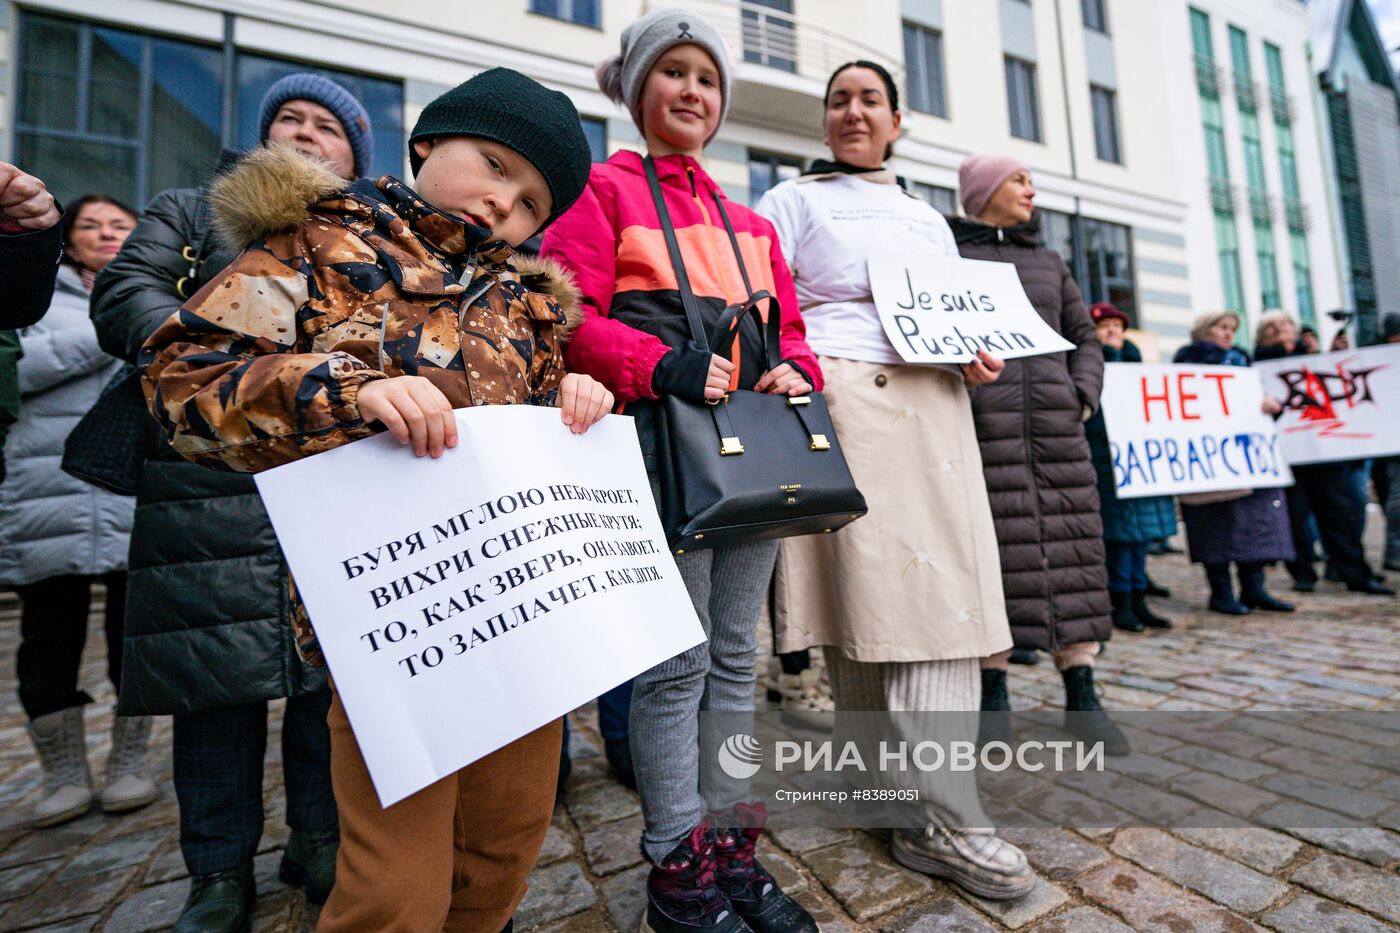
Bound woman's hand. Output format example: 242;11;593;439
1261;397;1283;416
961;350;1005;386
558;373;614;434
754;363;812;396
357;376;458;458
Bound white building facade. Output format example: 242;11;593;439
0;0;1344;351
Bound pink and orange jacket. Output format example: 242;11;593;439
541;150;821;403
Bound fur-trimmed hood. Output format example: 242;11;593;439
208;144;579;338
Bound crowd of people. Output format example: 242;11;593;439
1;7;1397;932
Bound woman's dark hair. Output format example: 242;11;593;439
823;61;901;161
60;194;138;264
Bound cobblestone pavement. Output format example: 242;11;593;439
1;521;1398;931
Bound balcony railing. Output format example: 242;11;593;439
1284;197;1311;232
1195;55;1221;98
1270;87;1294;125
1234;73;1258;112
1208;176;1237;213
650;0;905;99
1247;188;1274;225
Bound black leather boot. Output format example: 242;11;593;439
1205;563;1248;615
1110;591;1144;632
977;669;1012;747
173;866;255;933
279;826;339;905
1061;667;1130;756
1131;591;1172;628
1239;564;1294;612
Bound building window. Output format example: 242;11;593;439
910;181;956;216
1040;209;1077;273
528;0;600;29
748;149;801;206
1090;85;1121;163
16;13;222;207
1005;57;1042;142
1082;0;1108;33
581;117;607;163
235;55;403;181
902;22;947;117
1081;217;1136;322
1215;213;1245;314
743;0;797;74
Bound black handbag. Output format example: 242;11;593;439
61;364;148;496
643;155;867;552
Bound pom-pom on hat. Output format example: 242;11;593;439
409;68;593;227
958;153;1030;218
596;8;732;144
258;73;374;178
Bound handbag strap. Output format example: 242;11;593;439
643;156;709;350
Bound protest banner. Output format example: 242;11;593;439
254;406;704;806
1253;344;1400;465
1100;362;1293;499
867;252;1075;363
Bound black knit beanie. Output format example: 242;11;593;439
409;68;592;225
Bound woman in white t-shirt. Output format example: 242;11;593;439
756;61;1033;900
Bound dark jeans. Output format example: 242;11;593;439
1105;541;1148;593
14;572;126;720
1378;457;1400;563
1287;463;1376;587
174;689;337;876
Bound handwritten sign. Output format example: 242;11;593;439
255;406;704;806
1100;363;1293;499
1253;345;1400;465
867;252;1075;363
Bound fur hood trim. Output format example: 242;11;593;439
515;255;582;342
210;144;347;252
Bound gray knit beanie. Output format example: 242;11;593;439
258;73;374;177
596;8;732;143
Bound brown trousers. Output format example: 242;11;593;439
319;687;561;932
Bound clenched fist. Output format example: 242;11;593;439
0;163;61;232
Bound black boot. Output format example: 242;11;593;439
715;803;817;933
605;736;637;790
173;866;255;933
279;826;338;905
978;669;1012;747
1239;564;1294;612
1131;591;1172;629
1061;667;1130;756
1110;591;1144;633
644;823;751;932
1205;563;1248;615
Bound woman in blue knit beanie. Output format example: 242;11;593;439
258;73;374;178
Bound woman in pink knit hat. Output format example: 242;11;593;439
947;155;1130;756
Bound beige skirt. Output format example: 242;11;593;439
773;356;1012;662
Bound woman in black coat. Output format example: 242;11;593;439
1173;311;1295;614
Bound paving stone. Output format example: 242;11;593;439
757;844;806;896
21;915;100;932
56;827;167;880
0;857;59;902
1101;751;1191;787
1258;892;1396;933
5;866;137;927
799;837;932;921
0;826;100;870
564;780;640;832
766;825;852;854
1287;672;1395;698
1176;822;1304;874
532;909;613;933
142;844;189;884
582;814;644;877
958;876;1069;929
1077;860;1266;932
1161;744;1278;782
517;861;598;928
880;895;999;932
1108;674;1176;694
997;827;1108;882
1258;746;1388;790
599;863;649;932
1259;774;1392;820
537;822;576;867
1168;770;1281;818
103;877;189;932
1027;905;1135;933
1109;828;1288;913
1289;853;1400;924
1178;675;1257;698
1257;802;1400;866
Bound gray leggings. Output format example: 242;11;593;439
630;540;778;863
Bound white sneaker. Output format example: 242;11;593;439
100;715;157;813
27;707;94;828
768;667;834;732
892;826;1036;900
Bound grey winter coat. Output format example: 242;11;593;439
949;214;1112;651
90;182;325;715
0;265;133;585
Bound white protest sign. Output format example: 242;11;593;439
1101;363;1293;499
1253;344;1400;465
254;406;704;806
867;252;1076;363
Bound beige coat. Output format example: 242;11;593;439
773;356;1012;662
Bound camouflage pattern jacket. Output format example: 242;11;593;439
139;145;579;663
140;144;579;474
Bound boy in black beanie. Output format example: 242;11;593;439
142;70;607;930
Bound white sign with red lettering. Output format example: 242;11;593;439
255;406;703;806
1253;345;1400;465
1100;363;1293;499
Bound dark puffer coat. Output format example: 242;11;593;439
1086;340;1179;544
91;180;325;715
1173;340;1294;566
949;214;1111;651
